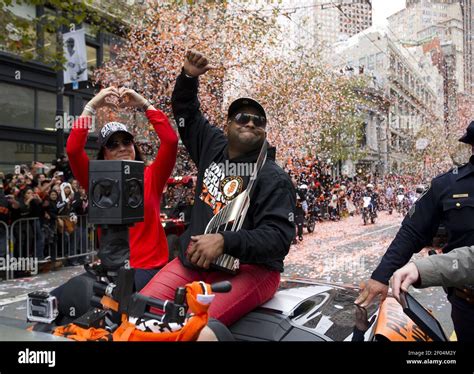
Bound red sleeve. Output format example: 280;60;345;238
145;109;178;193
66;117;93;192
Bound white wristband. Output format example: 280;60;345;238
84;104;96;116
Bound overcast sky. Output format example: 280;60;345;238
372;0;406;26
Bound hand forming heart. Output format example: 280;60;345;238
87;87;148;111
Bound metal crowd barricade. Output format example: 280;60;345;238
52;215;96;262
4;215;96;280
8;217;41;281
0;221;9;280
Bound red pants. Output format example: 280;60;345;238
140;258;280;326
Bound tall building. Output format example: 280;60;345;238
338;0;372;39
387;0;465;130
240;1;372;57
416;15;464;92
314;0;372;47
278;0;321;51
461;0;473;94
406;0;458;5
389;0;462;43
334;28;444;174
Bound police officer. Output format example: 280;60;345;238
294;184;308;242
364;183;378;211
356;120;474;342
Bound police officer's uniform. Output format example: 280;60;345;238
371;120;474;342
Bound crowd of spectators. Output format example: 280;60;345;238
0;149;426;276
284;156;422;228
0;156;89;266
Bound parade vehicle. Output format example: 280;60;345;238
396;193;409;216
229;277;446;341
304;209;316;233
0;276;446;342
395;185;411;217
361;196;377;225
315;199;331;221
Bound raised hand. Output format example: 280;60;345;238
183;50;216;77
118;87;147;109
88;87;120;110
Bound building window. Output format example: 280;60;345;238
376;52;384;69
0;83;35;128
44;29;58;60
36;144;57;164
41;7;58;61
360;122;368;147
86;44;98;75
37;91;70;131
103;32;124;63
0;140;95;173
368;54;375;71
83;23;98;40
0;140;35;173
0;83;71;130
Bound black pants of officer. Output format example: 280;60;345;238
448;294;474;342
295;214;304;239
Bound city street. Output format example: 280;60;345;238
0;210;454;338
1;0;473;356
284;211;454;338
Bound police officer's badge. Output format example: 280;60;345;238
409;186;430;218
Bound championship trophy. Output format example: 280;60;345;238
207;140;268;274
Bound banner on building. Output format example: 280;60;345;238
63;29;87;85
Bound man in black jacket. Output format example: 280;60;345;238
140;50;295;332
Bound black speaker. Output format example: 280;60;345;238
88;160;144;225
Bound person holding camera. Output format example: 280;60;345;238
51;156;72;182
0;180;12;259
10;188;45;261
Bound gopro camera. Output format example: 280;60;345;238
26;291;58;323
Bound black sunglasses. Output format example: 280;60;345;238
234;112;267;128
105;138;134;150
